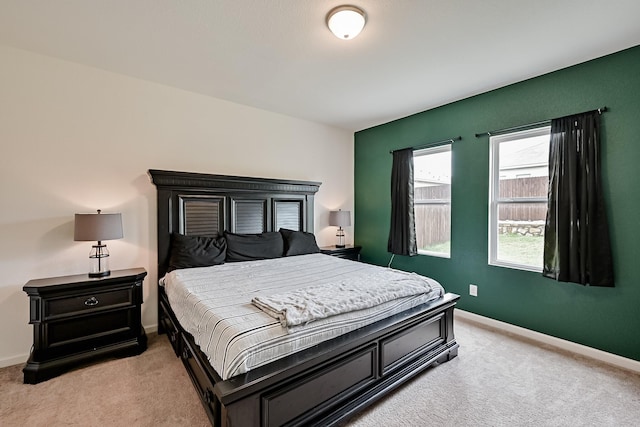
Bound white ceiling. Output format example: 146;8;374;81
1;1;639;132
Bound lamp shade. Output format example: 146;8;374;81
329;210;351;227
74;211;123;242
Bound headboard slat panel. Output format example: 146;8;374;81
274;200;303;231
179;195;225;237
232;199;267;234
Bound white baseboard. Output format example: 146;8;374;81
0;354;29;369
455;309;640;374
1;323;160;369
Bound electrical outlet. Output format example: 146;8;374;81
469;284;478;297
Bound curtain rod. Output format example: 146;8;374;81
390;136;462;154
474;107;608;138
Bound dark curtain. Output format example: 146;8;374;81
542;110;614;286
388;148;417;256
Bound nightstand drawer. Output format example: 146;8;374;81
46;308;135;349
46;287;133;318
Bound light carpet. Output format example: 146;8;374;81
1;316;639;426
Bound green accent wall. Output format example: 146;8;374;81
354;45;640;361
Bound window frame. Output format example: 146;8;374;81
413;143;452;258
488;126;550;272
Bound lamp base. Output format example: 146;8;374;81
335;226;346;248
88;243;110;278
89;270;111;278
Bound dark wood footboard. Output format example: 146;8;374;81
160;286;459;427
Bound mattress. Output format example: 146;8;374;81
161;253;444;380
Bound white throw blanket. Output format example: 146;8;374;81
252;270;436;327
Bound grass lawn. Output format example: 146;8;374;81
421;233;543;268
497;233;544;268
421;241;450;255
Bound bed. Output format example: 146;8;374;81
149;169;460;427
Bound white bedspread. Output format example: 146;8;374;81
161;253;444;380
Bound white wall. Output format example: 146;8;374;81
0;46;354;367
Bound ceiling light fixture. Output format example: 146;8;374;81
326;5;366;40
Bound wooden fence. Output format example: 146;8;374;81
413;176;548;248
498;176;548;221
415;204;450;247
415;185;450;247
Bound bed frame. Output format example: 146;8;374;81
149;169;459;427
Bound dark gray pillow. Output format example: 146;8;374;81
168;233;226;271
279;228;320;256
224;231;284;262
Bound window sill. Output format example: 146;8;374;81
417;250;450;259
489;260;542;273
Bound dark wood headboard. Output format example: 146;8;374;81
148;169;321;278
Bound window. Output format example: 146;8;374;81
489;126;550;271
413;144;451;257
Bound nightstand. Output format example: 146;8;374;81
320;245;362;261
22;268;147;384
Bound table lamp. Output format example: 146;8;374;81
74;209;123;277
329;209;351;248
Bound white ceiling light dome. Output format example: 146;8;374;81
326;5;367;40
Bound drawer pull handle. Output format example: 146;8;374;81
182;346;192;360
204;389;214;404
84;297;99;306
